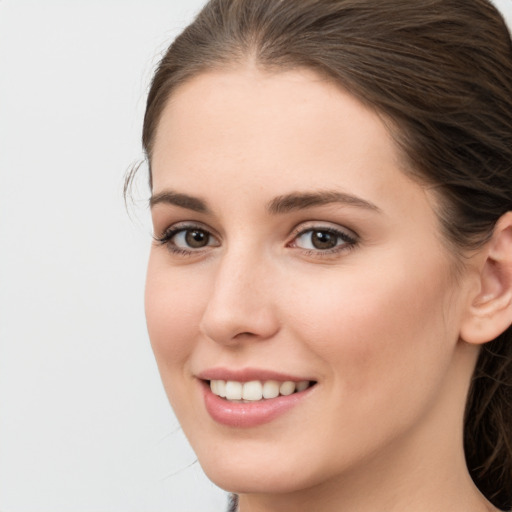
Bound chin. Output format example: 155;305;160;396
193;440;331;496
202;463;311;495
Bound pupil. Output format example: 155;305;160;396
312;231;337;249
185;229;208;248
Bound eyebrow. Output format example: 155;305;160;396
149;191;210;213
267;191;381;214
149;189;381;215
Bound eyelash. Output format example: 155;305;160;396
154;223;217;256
288;225;358;257
154;223;358;258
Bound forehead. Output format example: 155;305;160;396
152;66;392;160
151;66;431;222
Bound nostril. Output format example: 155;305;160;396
233;331;257;339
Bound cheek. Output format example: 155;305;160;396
284;254;457;397
275;257;460;463
144;254;206;375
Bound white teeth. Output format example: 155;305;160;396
209;379;312;401
242;381;263;401
279;381;296;396
217;380;226;398
296;380;309;392
210;379;227;397
262;380;280;399
225;381;243;400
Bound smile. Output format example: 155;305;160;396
209;379;313;402
200;373;317;427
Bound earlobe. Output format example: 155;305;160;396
460;212;512;345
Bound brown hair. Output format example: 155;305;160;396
131;0;512;508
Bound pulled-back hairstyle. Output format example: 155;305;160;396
131;0;512;508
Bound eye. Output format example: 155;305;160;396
174;228;212;249
155;224;220;254
291;226;357;253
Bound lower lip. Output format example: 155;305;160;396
201;381;314;428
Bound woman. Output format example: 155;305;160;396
129;0;512;510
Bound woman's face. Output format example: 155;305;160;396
146;67;478;496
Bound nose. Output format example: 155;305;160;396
199;249;280;345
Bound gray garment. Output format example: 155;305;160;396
227;494;238;512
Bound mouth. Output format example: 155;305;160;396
197;368;317;427
207;379;315;402
199;372;317;427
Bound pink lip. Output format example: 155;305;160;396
197;368;316;428
197;367;314;383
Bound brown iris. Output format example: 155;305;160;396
185;229;210;248
310;230;338;250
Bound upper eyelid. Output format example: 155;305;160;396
156;221;218;239
290;221;358;239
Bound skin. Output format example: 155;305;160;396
146;66;501;512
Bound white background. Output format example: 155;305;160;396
1;1;511;511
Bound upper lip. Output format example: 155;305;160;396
197;367;315;383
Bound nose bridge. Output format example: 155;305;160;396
199;243;279;344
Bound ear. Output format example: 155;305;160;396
460;211;512;345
